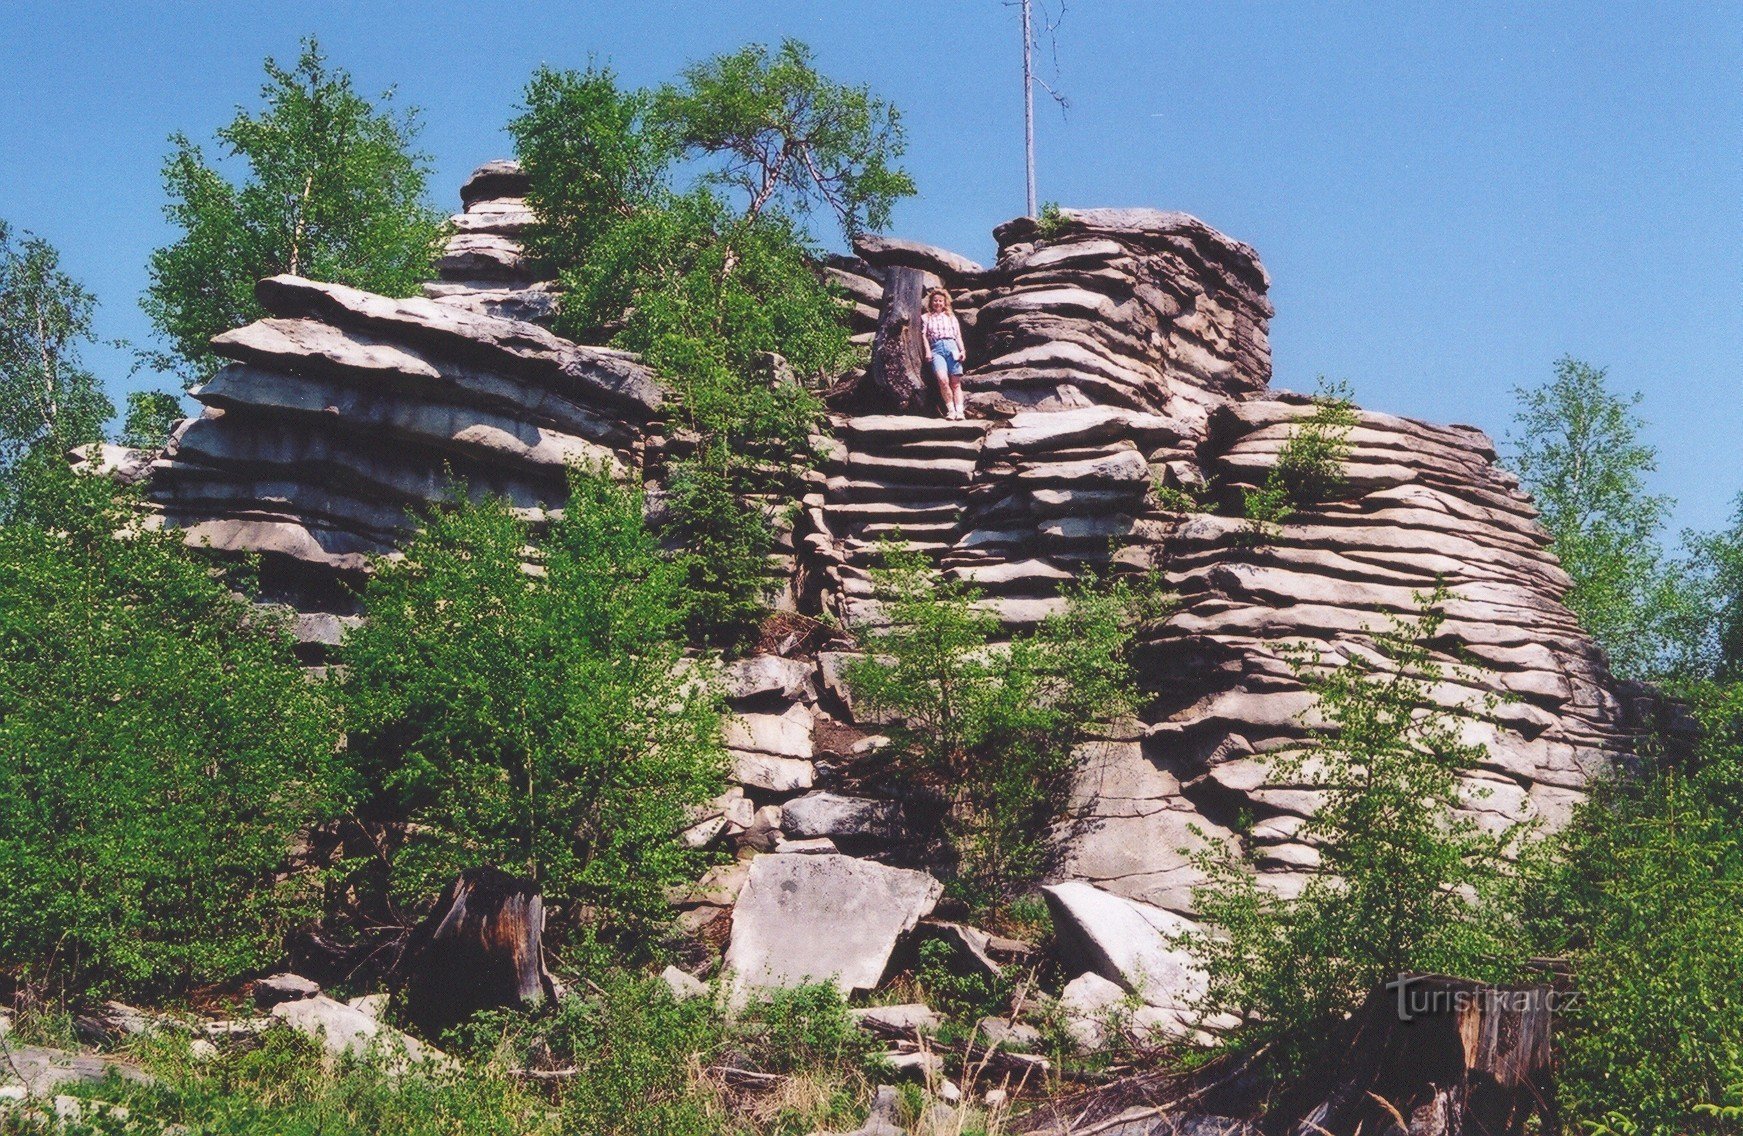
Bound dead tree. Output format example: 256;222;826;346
396;866;556;1037
868;265;940;412
1296;974;1556;1136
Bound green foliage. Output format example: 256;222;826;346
510;45;913;643
1036;201;1069;240
1150;478;1213;514
1186;585;1528;1066
1681;495;1743;684
119;389;182;449
1507;356;1698;681
650;39;915;239
0;466;342;996
846;544;1148;909
508;65;675;273
664;448;775;647
144;37;444;385
538;974;732;1136
916;938;1012;1023
340;468;727;949
36;1028;555;1136
1240;382;1356;542
1531;681;1743;1134
0;220;112;488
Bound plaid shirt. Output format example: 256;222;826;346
922;310;962;348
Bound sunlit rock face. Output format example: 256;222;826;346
809;206;1649;915
132;164;1649;918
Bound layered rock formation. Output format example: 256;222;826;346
143;177;656;603
125;165;1646;1028
806;208;1643;923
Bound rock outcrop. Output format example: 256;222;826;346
145;192;657;605
127;164;1648;1021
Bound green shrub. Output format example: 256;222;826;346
1533;681;1743;1134
118;390;183;449
0;467;342;997
38;1027;554;1136
916;938;1012;1023
847;545;1149;910
1240;381;1357;543
340;467;727;951
1184;585;1530;1068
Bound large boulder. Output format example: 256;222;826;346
724;853;942;1000
270;996;447;1068
1042;881;1207;1011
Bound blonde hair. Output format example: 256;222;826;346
925;288;953;312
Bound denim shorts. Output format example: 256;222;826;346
930;339;964;377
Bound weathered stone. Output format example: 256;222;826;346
850;1003;943;1035
661;965;708;1001
253;972;321;1008
731;751;814;793
722;654;816;702
726;704;814;759
853;233;985;283
1043;882;1206;1009
724;853;942;999
270;996;446;1067
781;792;903;840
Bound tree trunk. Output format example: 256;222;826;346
1295;974;1557;1136
868;266;940;413
396;866;556;1037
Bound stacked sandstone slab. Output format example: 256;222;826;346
145;160;610;603
803;207;1645;921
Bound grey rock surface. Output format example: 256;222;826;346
724;853;942;999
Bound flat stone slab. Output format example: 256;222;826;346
724;853;942;999
781;792;903;839
1042;881;1207;1010
271;995;447;1068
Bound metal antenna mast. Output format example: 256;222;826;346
1022;0;1037;218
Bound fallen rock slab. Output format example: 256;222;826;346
1042;881;1207;1010
724;853;942;1000
271;996;448;1068
254;972;321;1009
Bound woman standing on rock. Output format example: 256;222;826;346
921;288;968;420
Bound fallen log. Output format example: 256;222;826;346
396;866;556;1037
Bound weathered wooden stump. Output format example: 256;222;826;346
868;265;940;412
1296;974;1556;1136
396;866;556;1037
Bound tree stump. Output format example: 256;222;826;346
396;866;556;1037
1295;974;1556;1136
868;265;940;412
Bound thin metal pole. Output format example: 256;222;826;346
1022;0;1037;217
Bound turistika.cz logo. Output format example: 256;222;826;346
1383;974;1580;1023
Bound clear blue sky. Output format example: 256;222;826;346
2;2;1738;533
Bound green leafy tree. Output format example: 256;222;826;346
1185;586;1529;1066
510;47;914;646
340;468;727;949
1533;681;1743;1134
1508;356;1695;680
847;545;1147;909
651;39;915;241
144;37;445;385
0;466;342;996
0;220;113;486
1682;496;1743;683
119;389;183;449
